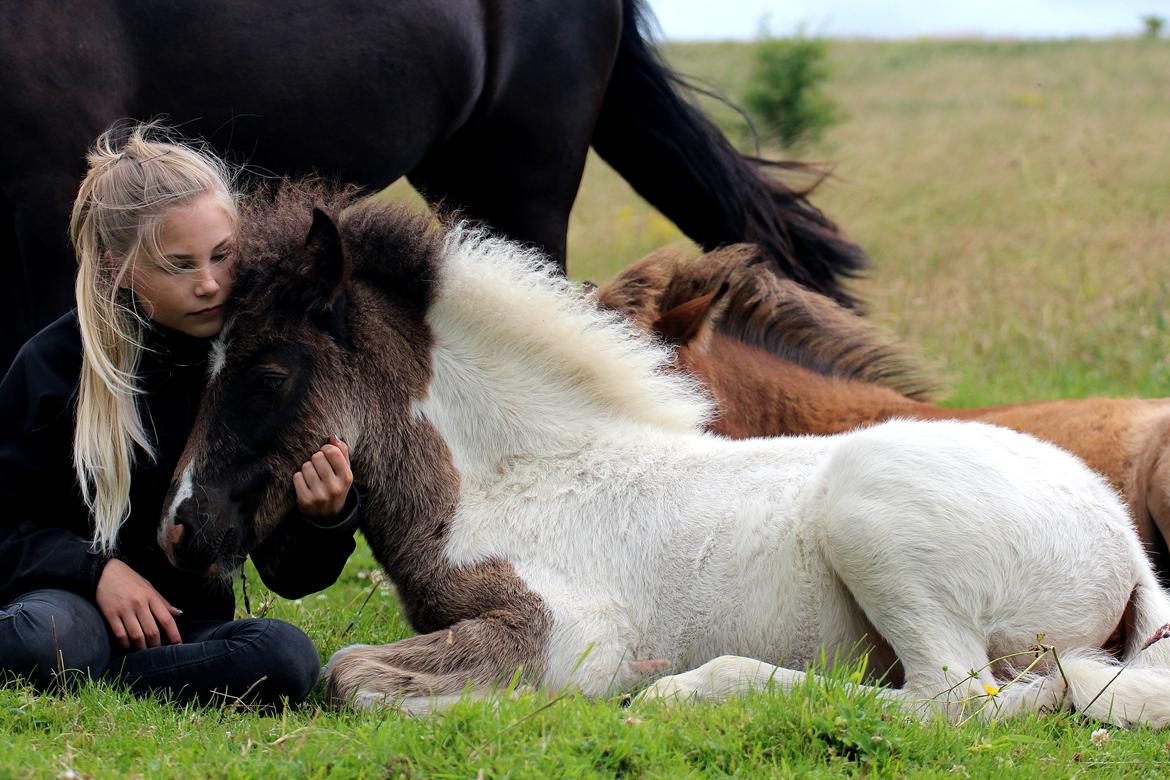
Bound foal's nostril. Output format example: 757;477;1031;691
164;495;200;554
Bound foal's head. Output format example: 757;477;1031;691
648;285;730;409
158;183;441;575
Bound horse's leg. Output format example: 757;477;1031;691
639;656;811;701
408;127;588;274
591;0;867;309
642;492;1024;719
407;4;619;275
639;655;930;709
639;608;996;721
322;612;547;714
816;497;1060;722
639;638;1029;723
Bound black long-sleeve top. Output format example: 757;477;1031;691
0;311;359;620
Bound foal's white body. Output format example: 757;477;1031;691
436;413;1141;698
336;230;1170;724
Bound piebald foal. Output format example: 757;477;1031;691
159;187;1170;725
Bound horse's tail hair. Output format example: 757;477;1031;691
592;0;868;310
993;576;1170;728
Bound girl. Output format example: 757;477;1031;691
0;123;359;707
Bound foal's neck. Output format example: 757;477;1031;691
409;249;710;478
414;326;603;479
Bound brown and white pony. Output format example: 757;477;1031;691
596;245;1170;576
160;184;1170;725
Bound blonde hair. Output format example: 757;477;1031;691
70;122;238;554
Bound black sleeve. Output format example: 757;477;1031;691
0;522;108;600
0;315;110;602
249;487;362;599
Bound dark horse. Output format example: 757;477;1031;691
0;0;865;370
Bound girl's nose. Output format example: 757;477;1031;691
194;267;220;296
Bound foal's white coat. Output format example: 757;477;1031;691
353;228;1170;725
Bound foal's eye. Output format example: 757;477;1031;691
256;371;288;393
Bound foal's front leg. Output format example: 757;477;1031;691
638;656;930;713
638;656;810;702
323;610;548;715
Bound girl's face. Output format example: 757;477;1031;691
126;192;236;338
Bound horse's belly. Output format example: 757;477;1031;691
503;499;821;691
449;435;836;693
680;511;831;670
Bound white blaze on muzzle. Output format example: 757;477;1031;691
159;462;195;548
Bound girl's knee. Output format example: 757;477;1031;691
241;619;321;704
0;590;110;688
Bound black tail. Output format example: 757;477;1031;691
592;0;867;310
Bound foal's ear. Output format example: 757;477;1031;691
301;207;351;308
652;282;730;347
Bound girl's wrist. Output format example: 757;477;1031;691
298;487;361;532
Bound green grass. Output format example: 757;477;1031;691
8;548;1170;778
571;37;1170;406
7;38;1170;777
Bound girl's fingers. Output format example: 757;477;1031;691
135;603;162;648
293;471;311;503
322;446;353;483
151;598;183;645
310;451;334;483
300;460;324;493
295;465;333;512
108;615;130;651
312;451;350;498
295;439;354;514
123;611;147;651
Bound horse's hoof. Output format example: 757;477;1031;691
635;674;699;705
352;690;415;714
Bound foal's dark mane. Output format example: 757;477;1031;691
601;245;940;402
232;181;445;318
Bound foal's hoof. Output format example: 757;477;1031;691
636;674;701;705
352;690;398;712
347;689;431;717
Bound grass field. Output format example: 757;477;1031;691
573;37;1170;405
5;38;1170;778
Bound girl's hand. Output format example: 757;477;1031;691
96;559;183;650
293;435;353;518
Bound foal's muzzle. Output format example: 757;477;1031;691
159;480;241;577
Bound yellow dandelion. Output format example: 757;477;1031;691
982;683;1000;697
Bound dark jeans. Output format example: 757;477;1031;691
0;589;320;707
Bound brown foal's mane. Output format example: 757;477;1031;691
599;244;941;402
232;179;444;321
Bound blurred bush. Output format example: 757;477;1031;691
744;31;838;148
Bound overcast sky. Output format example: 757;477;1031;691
646;0;1168;40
